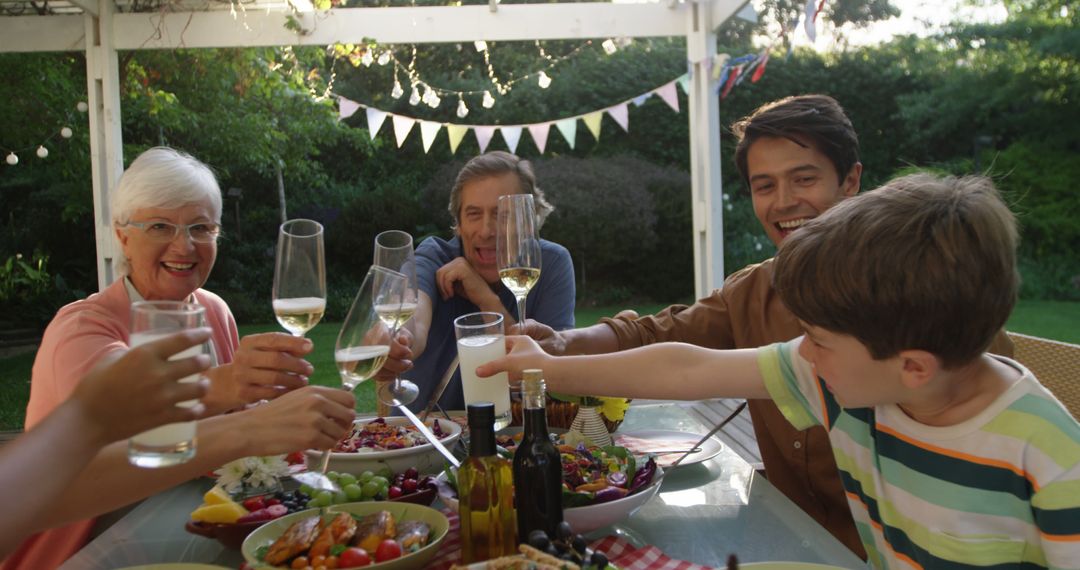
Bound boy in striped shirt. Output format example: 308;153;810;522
479;173;1080;569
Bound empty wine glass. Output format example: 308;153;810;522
272;219;327;337
372;230;420;410
313;265;407;477
497;194;542;330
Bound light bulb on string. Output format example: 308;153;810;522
391;80;404;99
36;146;48;159
456;97;469;118
421;85;433;106
5;153;17;165
428;92;442;109
602;39;617;55
61;127;73;139
474;40;488;52
482;90;495;109
409;86;421;106
76;101;88;113
537;71;552;89
360;50;374;67
377;51;390;66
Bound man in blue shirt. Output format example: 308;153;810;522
390;151;576;413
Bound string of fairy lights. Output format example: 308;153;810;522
1;101;87;166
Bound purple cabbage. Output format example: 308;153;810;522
593;486;629;504
629;458;657;493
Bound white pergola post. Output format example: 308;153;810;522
84;0;124;291
687;0;725;298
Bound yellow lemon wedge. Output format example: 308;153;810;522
190;502;248;524
202;486;233;506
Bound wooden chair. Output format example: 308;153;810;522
1007;332;1080;420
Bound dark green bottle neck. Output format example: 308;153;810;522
523;407;549;438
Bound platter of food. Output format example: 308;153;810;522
304;416;462;476
241;501;448;570
613;429;723;469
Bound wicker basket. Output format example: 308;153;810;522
510;395;624;433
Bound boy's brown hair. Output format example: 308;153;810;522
773;173;1018;369
732;94;860;190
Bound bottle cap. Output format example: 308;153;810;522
522;369;545;397
466;402;495;428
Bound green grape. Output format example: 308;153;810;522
362;481;380;499
370;476;389;489
327;471;341;484
333;491;347;504
338;473;358;486
359;471;375;483
343;483;364;501
299;484;314;496
310;494;329;508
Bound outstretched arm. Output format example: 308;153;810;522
476;335;770;401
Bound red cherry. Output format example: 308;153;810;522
388;486;403;499
402;479;418;493
403;467;419;480
241;496;266;511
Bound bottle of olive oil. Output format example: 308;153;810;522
459;402;517;563
513;369;564;540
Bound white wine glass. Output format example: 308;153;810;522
272;219;327;337
497;193;542;329
372;229;420;410
312;265;407;477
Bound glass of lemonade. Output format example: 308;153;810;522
454;312;511;430
128;300;214;468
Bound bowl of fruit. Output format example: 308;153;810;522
437;437;661;534
298;468;438;509
241;501;449;570
186;486;313;549
305;416;461;477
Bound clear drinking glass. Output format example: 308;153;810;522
273;219;327;338
372;230;420;408
454;311;511;430
496;193;542;329
127;300;215;468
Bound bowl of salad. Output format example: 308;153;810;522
305;416;462;477
437;433;662;534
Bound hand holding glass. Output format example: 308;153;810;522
273;219;327;337
455;311;512;430
127;301;216;468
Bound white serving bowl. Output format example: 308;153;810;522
304;416;462;476
436;465;663;534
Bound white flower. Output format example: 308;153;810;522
214;455;290;494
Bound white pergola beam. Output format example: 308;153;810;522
0;15;85;52
67;0;98;16
711;0;750;30
113;3;691;50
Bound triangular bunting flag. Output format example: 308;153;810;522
677;74;691;95
607;103;629;132
500;127;523;154
366;108;388;140
752;52;770;83
555;118;577;150
419;121;442;153
447;124;469;154
392;115;416;148
656;82;680;112
474;126;496;153
632;94;651;107
339;97;360;120
721;65;742;99
713;54;730;80
583;111;603;141
528;123;551;154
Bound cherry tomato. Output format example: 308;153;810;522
374;539;403;562
338;547;372;568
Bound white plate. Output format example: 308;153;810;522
303;416;462;476
613;430;723;469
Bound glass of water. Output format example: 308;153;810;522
454;311;511;430
127;300;215;468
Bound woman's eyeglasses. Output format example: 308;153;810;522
122;221;221;243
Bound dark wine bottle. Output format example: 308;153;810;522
512;369;565;540
459;402;517;563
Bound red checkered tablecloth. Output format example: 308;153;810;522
428;509;716;570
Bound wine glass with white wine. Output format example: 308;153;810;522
372;230;421;410
312;265;406;476
497;193;542;329
272;219;327;337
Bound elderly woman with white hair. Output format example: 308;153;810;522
11;147;355;570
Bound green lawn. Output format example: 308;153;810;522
1;299;1076;431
